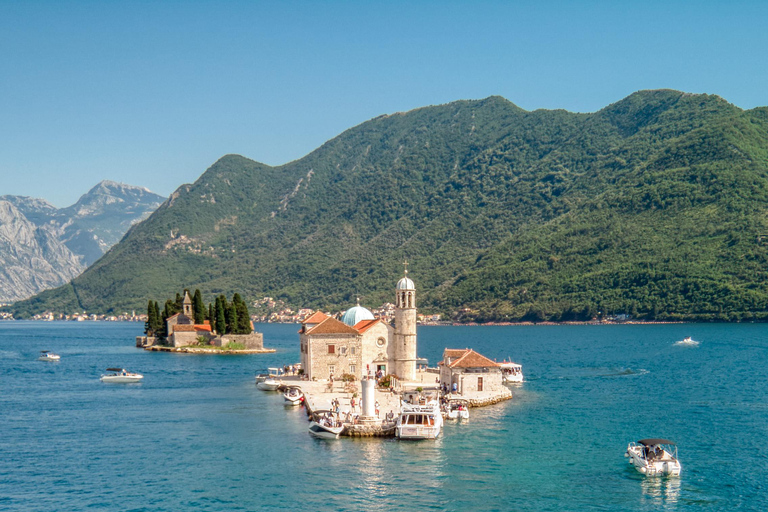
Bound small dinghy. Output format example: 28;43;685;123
100;368;143;383
38;350;60;361
308;410;344;439
283;386;304;406
625;439;682;476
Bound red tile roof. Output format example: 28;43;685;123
307;316;359;335
194;324;212;332
303;311;330;324
445;348;500;369
354;319;381;333
173;324;196;332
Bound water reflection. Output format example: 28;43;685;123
640;476;680;508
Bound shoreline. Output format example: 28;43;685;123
144;345;276;354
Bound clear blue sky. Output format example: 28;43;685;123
2;0;767;207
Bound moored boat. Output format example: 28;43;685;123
445;399;469;421
38;350;60;361
499;361;523;384
308;410;344;439
283;386;304;406
396;400;443;439
100;368;143;383
625;439;682;476
256;368;281;391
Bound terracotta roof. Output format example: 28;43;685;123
303;311;330;324
173;324;197;332
445;348;500;369
307;316;359;335
194;324;212;332
443;349;468;359
354;318;381;333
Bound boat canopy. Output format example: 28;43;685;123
638;438;676;446
105;368;125;372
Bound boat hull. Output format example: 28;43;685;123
257;379;280;391
626;445;682;476
100;375;143;383
308;421;343;439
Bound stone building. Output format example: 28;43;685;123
299;271;419;381
439;348;504;396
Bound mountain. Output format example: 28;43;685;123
0;181;165;303
8;90;768;321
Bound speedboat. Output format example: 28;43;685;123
256;367;281;391
674;336;699;346
38;351;60;361
445;399;469;421
100;368;143;383
308;411;344;439
396;400;443;439
499;361;524;383
283;386;304;406
625;439;682;476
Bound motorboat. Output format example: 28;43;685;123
445;399;469;421
283;386;304;406
674;336;699;346
100;368;143;383
396;400;443;439
499;361;524;383
308;410;344;439
38;350;60;361
625;439;682;476
256;367;281;391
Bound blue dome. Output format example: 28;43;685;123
341;305;375;326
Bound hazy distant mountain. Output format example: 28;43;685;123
8;90;768;321
0;181;165;303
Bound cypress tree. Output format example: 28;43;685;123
192;289;205;324
225;296;237;334
153;301;162;334
145;300;154;335
233;293;252;334
207;303;214;322
215;296;226;335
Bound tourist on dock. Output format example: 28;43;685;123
350;397;356;412
375;400;380;417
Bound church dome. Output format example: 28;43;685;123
396;276;415;290
341;304;375;326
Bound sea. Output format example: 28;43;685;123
1;321;766;511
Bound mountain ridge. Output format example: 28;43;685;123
8;90;768;321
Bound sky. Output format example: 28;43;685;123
1;0;767;207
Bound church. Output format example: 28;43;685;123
299;271;418;382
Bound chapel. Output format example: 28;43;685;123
299;270;418;382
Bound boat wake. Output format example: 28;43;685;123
674;337;700;347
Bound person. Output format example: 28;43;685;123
452;382;458;394
375;400;380;417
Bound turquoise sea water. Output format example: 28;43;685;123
1;321;766;511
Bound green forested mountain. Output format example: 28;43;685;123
9;89;768;321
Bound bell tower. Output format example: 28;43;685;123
393;261;417;381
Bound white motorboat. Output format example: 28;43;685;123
100;368;143;383
500;361;524;383
308;411;344;439
674;336;699;346
256;368;281;391
625;439;682;476
283;386;304;406
445;399;469;421
38;350;60;361
396;400;443;439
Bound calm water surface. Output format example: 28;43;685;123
1;322;766;511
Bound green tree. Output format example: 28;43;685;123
233;293;252;334
225;295;237;334
192;289;206;324
215;296;226;334
144;300;155;335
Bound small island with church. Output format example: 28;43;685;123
136;289;273;353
